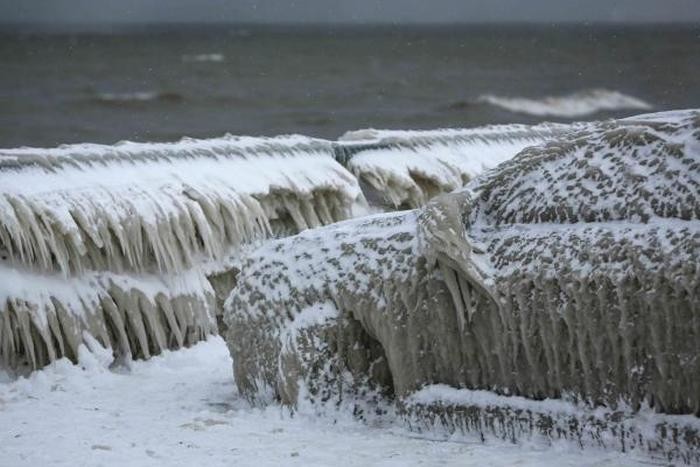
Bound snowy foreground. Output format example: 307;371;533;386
0;337;655;466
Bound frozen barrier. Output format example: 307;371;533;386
0;265;215;370
334;123;571;208
225;110;700;462
0;120;569;370
0;135;365;370
0;135;362;275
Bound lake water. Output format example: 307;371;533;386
1;24;698;147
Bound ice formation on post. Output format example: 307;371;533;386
0;135;365;370
225;110;700;461
334;123;571;208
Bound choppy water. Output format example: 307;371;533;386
0;24;698;147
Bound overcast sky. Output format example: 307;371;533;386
2;0;700;25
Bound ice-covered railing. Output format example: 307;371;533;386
0;123;572;277
224;110;700;462
0;264;216;369
334;123;572;208
0;135;366;370
0;135;363;276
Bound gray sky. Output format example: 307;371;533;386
2;0;700;24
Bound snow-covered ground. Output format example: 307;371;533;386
0;337;657;467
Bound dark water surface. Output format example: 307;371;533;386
1;24;698;147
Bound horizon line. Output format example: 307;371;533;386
1;20;698;33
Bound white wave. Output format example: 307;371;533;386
182;53;225;63
477;89;652;118
96;91;159;102
94;91;184;103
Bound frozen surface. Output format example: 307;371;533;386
0;263;217;370
0;134;364;370
0;135;362;275
337;124;570;208
0;337;650;467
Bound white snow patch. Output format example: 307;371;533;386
287;302;339;334
408;384;700;431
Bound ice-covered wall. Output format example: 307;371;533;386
0;135;366;370
335;123;570;208
224;110;700;460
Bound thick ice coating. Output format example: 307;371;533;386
336;123;571;208
0;264;215;370
224;110;700;461
0;135;365;370
0;135;363;276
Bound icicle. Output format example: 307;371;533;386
154;294;184;348
51;298;81;362
438;261;466;333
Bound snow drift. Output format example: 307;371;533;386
0;135;365;370
224;110;700;462
335;123;569;208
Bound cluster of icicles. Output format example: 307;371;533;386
0;126;559;371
